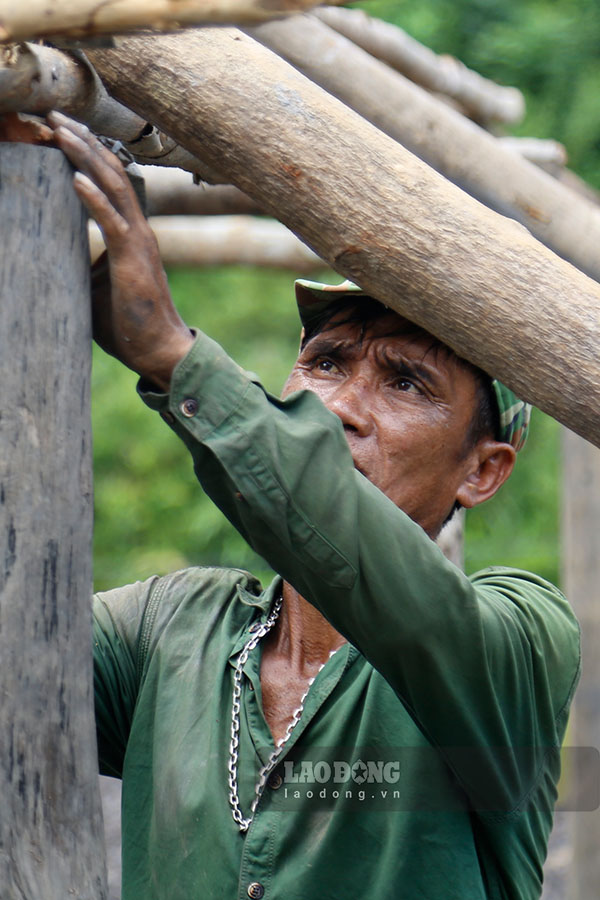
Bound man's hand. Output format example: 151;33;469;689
48;111;194;391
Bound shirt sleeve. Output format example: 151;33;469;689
93;576;160;777
140;331;581;812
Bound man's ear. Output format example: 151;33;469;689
456;440;517;509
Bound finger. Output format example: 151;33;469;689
48;111;125;177
55;126;142;222
49;111;142;220
73;171;130;247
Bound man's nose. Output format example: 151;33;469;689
324;377;373;435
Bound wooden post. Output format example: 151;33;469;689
0;144;107;898
561;429;600;899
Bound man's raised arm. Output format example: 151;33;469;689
48;111;194;391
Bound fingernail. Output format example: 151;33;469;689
74;172;96;190
57;126;76;141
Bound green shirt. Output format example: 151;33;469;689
94;332;580;900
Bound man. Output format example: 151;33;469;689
50;112;580;900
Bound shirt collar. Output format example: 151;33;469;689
229;574;283;662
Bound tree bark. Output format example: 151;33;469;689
249;15;600;285
561;429;600;900
0;0;335;43
89;214;324;270
314;6;524;125
86;28;600;448
0;144;107;898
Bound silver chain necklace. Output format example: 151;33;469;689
227;596;334;832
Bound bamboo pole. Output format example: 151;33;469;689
84;28;600;448
0;0;336;43
249;14;600;284
314;6;525;124
0;143;107;898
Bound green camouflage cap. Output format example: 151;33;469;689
295;278;531;452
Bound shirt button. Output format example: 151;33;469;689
247;883;265;899
179;397;198;417
268;772;283;790
248;622;262;633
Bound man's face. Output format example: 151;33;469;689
282;310;490;537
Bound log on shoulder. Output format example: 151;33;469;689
85;28;600;448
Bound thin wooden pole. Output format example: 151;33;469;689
314;6;524;124
0;0;335;42
0;144;107;898
561;429;600;899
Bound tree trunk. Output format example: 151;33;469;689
249;15;600;285
0;144;107;898
86;28;600;448
561;429;600;900
314;6;524;124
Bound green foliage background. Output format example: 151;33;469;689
92;0;598;593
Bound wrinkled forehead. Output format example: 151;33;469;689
300;298;461;369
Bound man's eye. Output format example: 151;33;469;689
394;377;420;393
313;358;339;373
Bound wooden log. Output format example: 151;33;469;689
89;214;324;269
0;0;336;43
561;429;600;899
557;168;600;208
143;166;261;215
498;136;568;172
0;145;107;896
0;42;146;138
86;28;600;448
249;15;600;284
0;43;226;182
314;6;525;125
